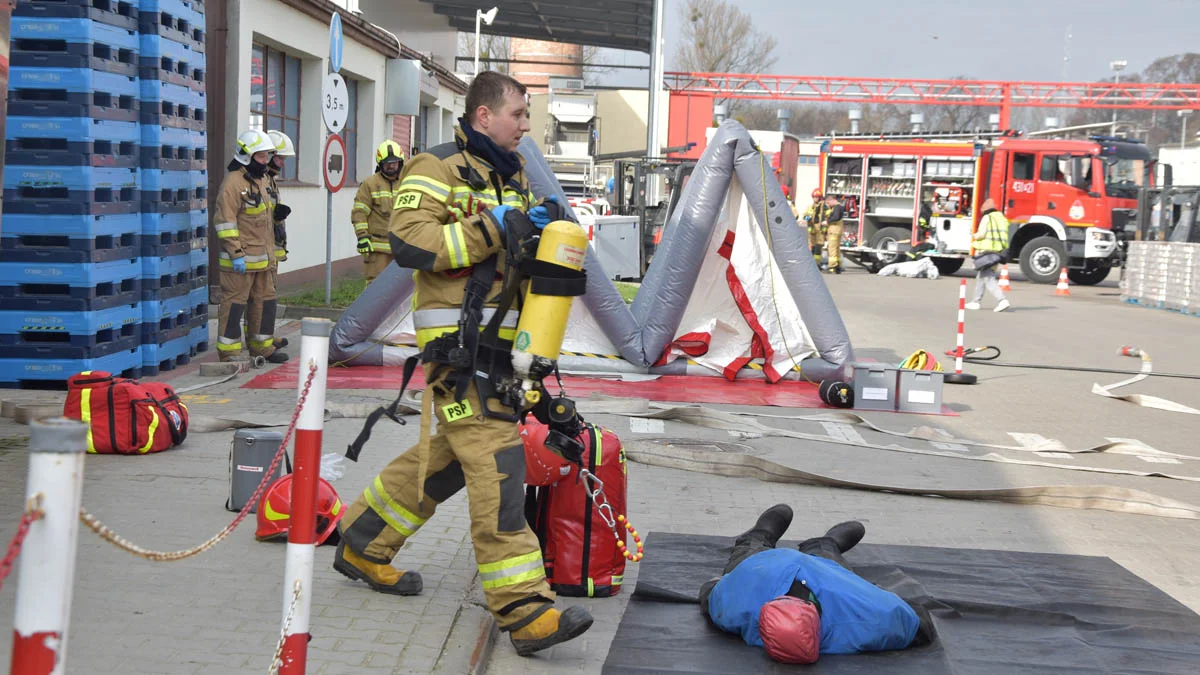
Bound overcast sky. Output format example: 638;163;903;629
596;0;1198;84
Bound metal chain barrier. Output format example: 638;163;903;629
0;494;45;593
578;468;643;562
268;579;302;674
78;364;319;561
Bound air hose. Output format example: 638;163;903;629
944;345;1200;381
899;349;944;371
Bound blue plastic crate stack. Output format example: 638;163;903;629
1;0;209;388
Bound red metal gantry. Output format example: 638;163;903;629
663;72;1200;128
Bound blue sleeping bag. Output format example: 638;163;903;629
707;548;919;654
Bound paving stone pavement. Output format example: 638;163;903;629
0;321;487;675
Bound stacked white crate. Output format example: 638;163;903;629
1121;241;1200;315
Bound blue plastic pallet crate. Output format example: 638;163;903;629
5;136;139;168
189;322;209;355
1;229;139;264
10;66;138;96
2;212;140;238
0;277;140;312
140;237;190;259
138;168;192;191
140;333;192;375
138;58;203;91
7;84;139;122
0;342;142;389
140;211;190;236
0;302;141;346
138;4;203;50
141;278;190;302
0;256;141;287
14;0;139;31
0;317;139;362
143;292;191;325
138;33;195;69
141;252;191;279
187;283;207;313
12;29;137;76
7;116;139;144
12;16;138;44
2;187;138;215
5;165;137;191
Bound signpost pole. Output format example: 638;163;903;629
325;141;333;306
323;13;344;306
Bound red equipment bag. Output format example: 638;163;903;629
526;423;628;597
63;371;189;454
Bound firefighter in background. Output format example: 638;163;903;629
803;189;826;266
821;193;846;274
263;129;295;352
334;71;594;657
214;130;288;363
351;141;406;282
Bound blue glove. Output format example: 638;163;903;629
528;205;551;229
490;205;513;234
232;257;247;274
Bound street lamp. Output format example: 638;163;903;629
1110;59;1127;135
474;6;499;78
1179;110;1194;149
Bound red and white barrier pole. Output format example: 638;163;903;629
278;318;331;674
946;279;977;385
11;418;87;675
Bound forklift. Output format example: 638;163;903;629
609;156;697;277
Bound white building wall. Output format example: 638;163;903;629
223;0;463;276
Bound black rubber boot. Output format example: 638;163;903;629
824;520;865;554
742;504;793;548
266;350;290;364
273;337;289;348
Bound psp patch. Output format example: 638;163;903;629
442;399;474;422
394;192;422;210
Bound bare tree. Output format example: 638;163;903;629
675;0;777;112
457;32;512;74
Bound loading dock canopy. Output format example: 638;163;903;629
420;0;653;52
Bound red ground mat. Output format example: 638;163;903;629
243;362;956;414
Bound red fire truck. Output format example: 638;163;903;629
817;133;1155;284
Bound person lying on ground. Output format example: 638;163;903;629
698;504;935;664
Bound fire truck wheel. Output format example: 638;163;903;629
932;258;964;275
1067;263;1111;286
869;227;912;266
1018;235;1066;284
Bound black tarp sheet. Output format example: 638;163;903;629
601;533;1200;674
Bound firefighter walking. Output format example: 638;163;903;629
214;130;288;363
334;71;594;656
351;141;406;282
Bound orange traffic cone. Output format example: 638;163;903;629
998;264;1012;292
1054;267;1071;296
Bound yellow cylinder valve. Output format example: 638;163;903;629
511;219;589;397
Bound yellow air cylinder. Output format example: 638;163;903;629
511;219;589;401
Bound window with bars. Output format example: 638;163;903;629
250;43;301;180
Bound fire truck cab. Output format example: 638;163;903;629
818;133;1153;284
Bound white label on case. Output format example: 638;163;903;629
862;387;889;401
908;390;936;404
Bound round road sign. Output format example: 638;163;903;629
321;72;349;133
323;133;347;193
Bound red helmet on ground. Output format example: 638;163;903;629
256;474;345;544
759;595;821;664
519;417;575;487
811;188;823;199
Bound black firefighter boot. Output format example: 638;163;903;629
798;521;866;568
741;504;794;549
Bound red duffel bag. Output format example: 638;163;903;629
523;420;628;597
63;371;189;454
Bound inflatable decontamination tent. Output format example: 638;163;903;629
328;120;853;382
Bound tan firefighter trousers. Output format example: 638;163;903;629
339;366;554;630
363;252;391;283
216;267;278;361
826;222;844;269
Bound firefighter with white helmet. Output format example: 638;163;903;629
261;129;296;350
350;140;407;282
213;129;288;363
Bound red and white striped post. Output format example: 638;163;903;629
278;318;331;674
11;418;88;675
946;279;978;385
